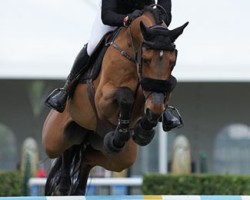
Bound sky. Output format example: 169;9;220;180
0;0;250;81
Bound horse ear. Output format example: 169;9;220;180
169;22;189;42
140;21;151;40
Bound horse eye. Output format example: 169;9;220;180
142;58;150;65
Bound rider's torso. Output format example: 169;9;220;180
116;0;155;14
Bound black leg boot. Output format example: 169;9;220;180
45;45;90;113
162;106;183;131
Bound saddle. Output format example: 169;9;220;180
79;27;122;83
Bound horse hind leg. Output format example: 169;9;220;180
72;164;92;195
70;145;93;195
45;148;73;196
53;143;92;196
44;156;62;195
45;122;91;195
55;149;73;195
104;87;134;154
54;122;90;194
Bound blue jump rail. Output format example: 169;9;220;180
0;196;249;200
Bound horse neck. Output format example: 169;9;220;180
129;14;156;48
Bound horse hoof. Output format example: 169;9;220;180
54;185;70;195
71;188;85;195
132;122;155;146
55;173;71;195
104;131;124;154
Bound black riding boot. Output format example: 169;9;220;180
162;106;183;131
45;45;90;113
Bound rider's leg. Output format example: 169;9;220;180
45;45;90;113
87;10;117;57
45;10;116;113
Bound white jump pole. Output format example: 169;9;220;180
158;122;168;174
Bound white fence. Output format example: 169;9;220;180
2;196;250;200
28;177;142;196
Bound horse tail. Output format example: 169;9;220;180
45;143;91;195
44;156;62;195
69;143;92;195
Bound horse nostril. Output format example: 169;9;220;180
145;92;165;120
145;108;160;125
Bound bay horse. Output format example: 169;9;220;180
42;5;188;195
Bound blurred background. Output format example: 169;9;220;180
0;0;250;189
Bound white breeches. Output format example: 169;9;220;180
87;10;117;56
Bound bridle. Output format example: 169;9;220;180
107;14;177;98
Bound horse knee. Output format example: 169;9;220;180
115;87;134;109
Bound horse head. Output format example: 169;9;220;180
130;7;188;123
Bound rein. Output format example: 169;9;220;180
106;28;136;63
106;26;144;80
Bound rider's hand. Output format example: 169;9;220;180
124;10;143;27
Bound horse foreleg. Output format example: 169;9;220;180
132;92;168;146
103;87;134;153
132;106;160;146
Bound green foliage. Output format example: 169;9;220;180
142;173;250;195
0;171;24;196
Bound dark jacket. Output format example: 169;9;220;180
101;0;172;27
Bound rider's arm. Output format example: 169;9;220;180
101;0;126;27
157;0;172;26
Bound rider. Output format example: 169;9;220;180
45;0;182;131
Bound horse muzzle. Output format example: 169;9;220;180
141;76;177;124
145;92;166;121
